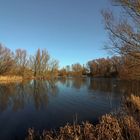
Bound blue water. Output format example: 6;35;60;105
0;78;139;140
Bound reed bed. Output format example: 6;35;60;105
25;94;140;140
0;76;23;84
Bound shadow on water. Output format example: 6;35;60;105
0;78;140;140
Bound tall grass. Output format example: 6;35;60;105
0;76;23;84
25;95;140;140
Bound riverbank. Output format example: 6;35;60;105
26;94;140;140
0;76;23;84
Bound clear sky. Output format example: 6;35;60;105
0;0;119;67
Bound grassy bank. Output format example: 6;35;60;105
0;76;23;84
25;95;140;140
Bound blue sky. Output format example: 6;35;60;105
0;0;119;67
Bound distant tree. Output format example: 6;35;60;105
49;59;59;78
30;48;59;79
0;44;15;75
87;60;98;76
87;57;121;77
66;65;71;76
82;64;89;76
14;49;29;77
71;63;83;76
30;48;50;78
59;68;67;77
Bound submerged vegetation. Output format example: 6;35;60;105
25;94;140;140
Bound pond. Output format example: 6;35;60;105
0;78;140;140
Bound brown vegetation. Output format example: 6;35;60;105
101;0;140;79
25;94;140;140
0;44;59;80
0;76;23;84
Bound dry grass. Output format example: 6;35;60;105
0;76;23;84
119;116;140;140
123;95;140;123
25;94;140;140
95;114;123;140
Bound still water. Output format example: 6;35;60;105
0;78;140;140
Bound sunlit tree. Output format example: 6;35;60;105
102;0;140;79
30;48;50;78
14;49;29;77
71;63;83;76
0;44;15;75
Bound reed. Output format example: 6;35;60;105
0;76;23;84
25;94;140;140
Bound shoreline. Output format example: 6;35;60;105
0;76;23;84
26;94;140;140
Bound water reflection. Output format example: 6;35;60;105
58;77;89;89
88;78;140;96
0;78;140;140
89;78;113;92
71;78;88;89
0;80;58;112
0;78;140;113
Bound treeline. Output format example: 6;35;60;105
0;44;89;79
58;0;140;80
87;55;140;79
1;0;140;80
59;55;140;80
0;44;59;79
60;0;140;80
59;64;88;77
1;42;139;80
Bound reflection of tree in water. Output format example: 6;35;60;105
88;78;140;96
0;80;59;112
12;83;26;111
115;80;140;96
59;77;92;90
47;79;59;96
0;84;16;111
89;78;113;93
32;80;48;110
58;77;72;88
72;78;88;89
0;83;31;112
58;78;67;85
32;80;58;110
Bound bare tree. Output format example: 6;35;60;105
0;44;15;75
102;0;140;79
49;59;59;78
102;0;140;58
14;49;28;77
71;63;83;76
87;57;121;77
31;48;50;78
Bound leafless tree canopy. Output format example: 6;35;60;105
102;0;140;57
0;44;15;75
101;0;140;79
